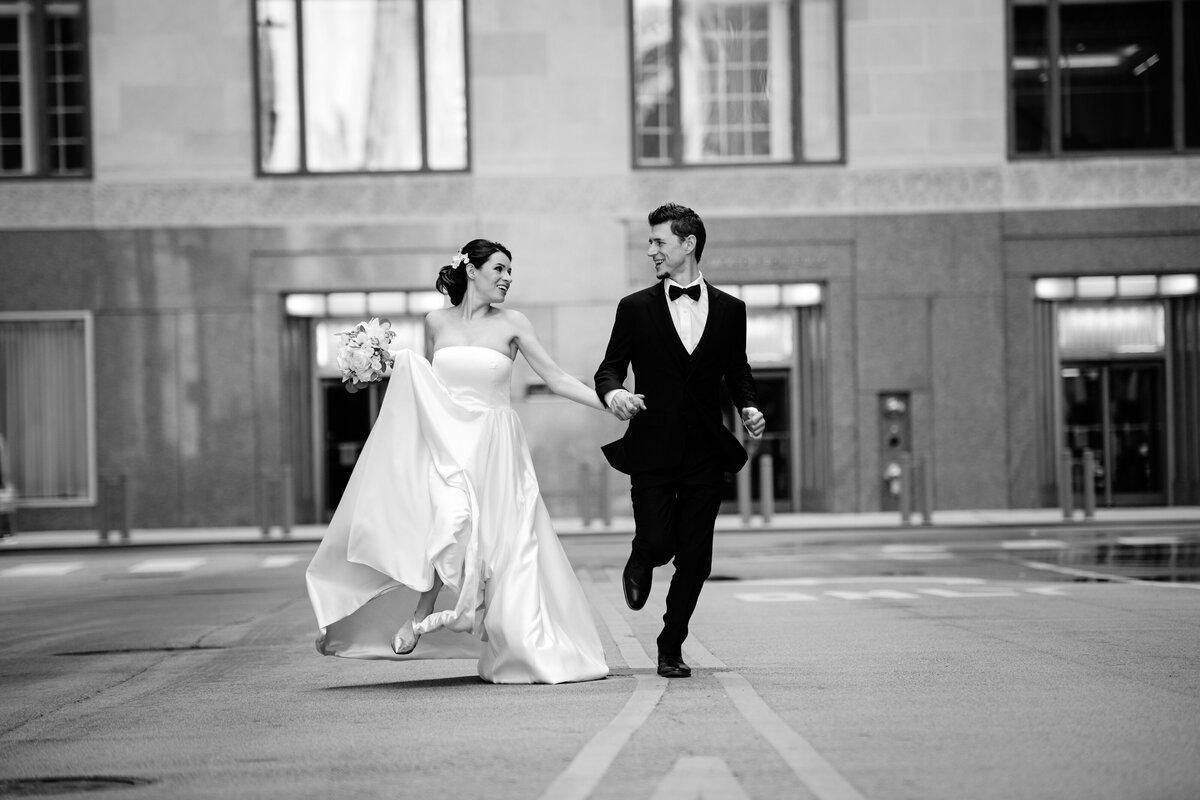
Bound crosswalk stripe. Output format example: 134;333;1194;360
649;756;750;800
1;562;85;578
128;558;206;574
261;555;302;569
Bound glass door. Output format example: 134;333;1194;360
1062;361;1166;506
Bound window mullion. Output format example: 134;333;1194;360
416;0;429;171
294;0;308;173
670;0;683;165
791;0;801;163
1047;0;1061;157
31;0;48;175
1172;0;1184;152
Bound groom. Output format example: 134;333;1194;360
595;202;764;678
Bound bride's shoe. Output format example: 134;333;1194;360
391;617;421;655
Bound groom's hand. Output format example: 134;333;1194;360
608;390;646;421
740;407;765;438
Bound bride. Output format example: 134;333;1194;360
306;239;613;684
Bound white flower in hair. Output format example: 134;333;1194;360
451;252;470;269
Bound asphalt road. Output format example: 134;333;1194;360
1;528;1198;800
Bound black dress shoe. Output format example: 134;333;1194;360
622;557;652;611
657;653;691;678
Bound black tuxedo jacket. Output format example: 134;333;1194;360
594;281;758;476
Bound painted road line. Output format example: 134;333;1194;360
1015;559;1200;590
880;544;954;561
736;592;819;602
649;756;750;800
1;562;84;578
536;673;668;800
1001;539;1067;550
261;555;302;568
580;572;655;670
128;558;206;574
715;672;866;800
825;589;919;600
733;576;985;588
1116;535;1180;546
918;587;1021;598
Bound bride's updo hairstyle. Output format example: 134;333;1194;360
435;239;513;306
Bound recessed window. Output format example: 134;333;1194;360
254;0;469;175
630;0;843;167
1010;0;1199;156
0;313;95;505
0;0;90;179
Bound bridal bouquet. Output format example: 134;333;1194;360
335;318;397;392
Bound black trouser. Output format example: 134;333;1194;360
629;429;724;657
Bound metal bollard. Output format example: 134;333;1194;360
259;469;276;538
759;453;774;525
899;453;913;526
597;465;612;527
918;456;933;526
579;463;593;527
117;474;130;542
1060;448;1075;520
281;465;294;537
737;461;752;525
97;474;131;544
1081;448;1096;520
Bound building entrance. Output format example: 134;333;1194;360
1062;361;1166;506
319;377;387;521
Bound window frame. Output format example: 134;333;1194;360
249;0;472;178
625;0;846;170
0;0;93;181
0;310;97;507
1006;0;1198;159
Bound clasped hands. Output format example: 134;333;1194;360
607;389;647;421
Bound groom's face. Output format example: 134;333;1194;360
647;222;692;281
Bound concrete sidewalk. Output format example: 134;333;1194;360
3;506;1200;553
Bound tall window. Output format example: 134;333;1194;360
254;0;469;174
0;313;95;505
630;0;843;167
1010;0;1200;156
0;0;90;179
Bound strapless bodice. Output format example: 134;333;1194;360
432;346;513;410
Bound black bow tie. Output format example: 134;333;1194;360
669;284;701;302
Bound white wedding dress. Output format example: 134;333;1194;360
306;346;609;684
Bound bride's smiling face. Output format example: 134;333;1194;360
470;252;513;303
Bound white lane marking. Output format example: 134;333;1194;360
681;631;726;670
1015;559;1200;590
580;572;654;670
736;591;819;603
128;558;205;574
1001;539;1067;550
1116;535;1179;546
536;674;668;800
1;562;84;578
880;545;953;560
715;672;866;800
918;587;1021;598
261;555;302;568
733;576;985;587
649;756;750;800
1026;586;1070;596
825;589;919;600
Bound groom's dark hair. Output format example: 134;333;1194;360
648;203;706;263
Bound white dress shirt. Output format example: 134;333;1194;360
664;272;708;354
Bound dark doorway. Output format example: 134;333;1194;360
320;378;387;521
720;370;793;513
1062;361;1166;506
